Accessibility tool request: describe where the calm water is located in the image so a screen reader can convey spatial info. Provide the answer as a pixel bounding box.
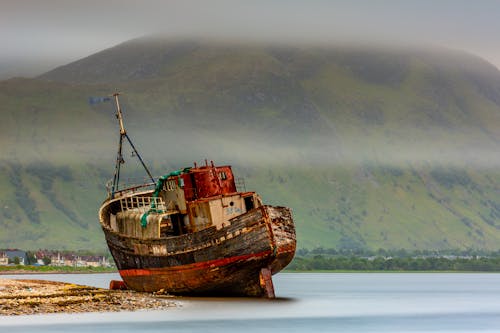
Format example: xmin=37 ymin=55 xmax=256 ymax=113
xmin=1 ymin=273 xmax=500 ymax=332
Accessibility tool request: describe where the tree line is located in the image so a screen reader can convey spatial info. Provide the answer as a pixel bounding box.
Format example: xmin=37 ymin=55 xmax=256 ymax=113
xmin=287 ymin=248 xmax=500 ymax=271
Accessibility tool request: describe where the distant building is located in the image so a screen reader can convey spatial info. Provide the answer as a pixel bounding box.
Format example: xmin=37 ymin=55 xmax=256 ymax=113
xmin=34 ymin=250 xmax=111 ymax=267
xmin=1 ymin=249 xmax=27 ymax=265
xmin=78 ymin=255 xmax=110 ymax=267
xmin=0 ymin=252 xmax=9 ymax=265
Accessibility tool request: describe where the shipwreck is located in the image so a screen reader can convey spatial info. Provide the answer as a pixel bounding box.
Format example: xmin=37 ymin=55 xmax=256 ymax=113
xmin=98 ymin=93 xmax=296 ymax=297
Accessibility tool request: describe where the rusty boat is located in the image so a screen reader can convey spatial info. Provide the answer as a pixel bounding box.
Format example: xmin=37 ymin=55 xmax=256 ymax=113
xmin=98 ymin=94 xmax=296 ymax=297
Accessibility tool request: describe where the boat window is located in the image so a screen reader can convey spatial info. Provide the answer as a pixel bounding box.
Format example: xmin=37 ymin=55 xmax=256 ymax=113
xmin=219 ymin=171 xmax=227 ymax=180
xmin=165 ymin=179 xmax=177 ymax=191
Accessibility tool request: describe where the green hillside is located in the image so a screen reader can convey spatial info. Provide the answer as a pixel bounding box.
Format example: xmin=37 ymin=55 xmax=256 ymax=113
xmin=1 ymin=37 xmax=499 ymax=251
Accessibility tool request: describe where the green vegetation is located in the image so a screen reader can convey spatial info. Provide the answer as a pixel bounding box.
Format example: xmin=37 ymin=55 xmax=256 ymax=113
xmin=0 ymin=37 xmax=499 ymax=251
xmin=287 ymin=256 xmax=500 ymax=272
xmin=287 ymin=249 xmax=500 ymax=271
xmin=0 ymin=265 xmax=116 ymax=274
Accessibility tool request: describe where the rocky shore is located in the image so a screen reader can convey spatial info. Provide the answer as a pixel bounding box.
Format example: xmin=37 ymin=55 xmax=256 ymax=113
xmin=0 ymin=279 xmax=179 ymax=315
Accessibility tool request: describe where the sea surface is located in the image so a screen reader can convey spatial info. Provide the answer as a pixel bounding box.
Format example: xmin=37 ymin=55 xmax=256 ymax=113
xmin=1 ymin=273 xmax=500 ymax=332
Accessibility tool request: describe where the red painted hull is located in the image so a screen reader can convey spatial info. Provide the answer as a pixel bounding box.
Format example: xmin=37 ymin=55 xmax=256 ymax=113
xmin=119 ymin=248 xmax=294 ymax=296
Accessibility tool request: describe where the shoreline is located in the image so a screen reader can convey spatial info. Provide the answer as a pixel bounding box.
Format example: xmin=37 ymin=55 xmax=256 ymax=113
xmin=3 ymin=269 xmax=498 ymax=275
xmin=0 ymin=266 xmax=118 ymax=275
xmin=0 ymin=278 xmax=179 ymax=316
xmin=0 ymin=270 xmax=118 ymax=275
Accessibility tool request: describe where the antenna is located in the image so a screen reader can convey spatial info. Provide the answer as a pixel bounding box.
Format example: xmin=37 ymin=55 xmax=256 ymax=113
xmin=111 ymin=93 xmax=155 ymax=197
xmin=113 ymin=93 xmax=126 ymax=135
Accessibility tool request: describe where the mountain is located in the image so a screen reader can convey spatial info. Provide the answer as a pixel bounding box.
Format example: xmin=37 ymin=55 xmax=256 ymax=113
xmin=1 ymin=36 xmax=499 ymax=251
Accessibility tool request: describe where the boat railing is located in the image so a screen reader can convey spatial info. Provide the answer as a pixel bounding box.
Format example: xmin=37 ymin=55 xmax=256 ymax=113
xmin=119 ymin=196 xmax=167 ymax=213
xmin=107 ymin=176 xmax=165 ymax=197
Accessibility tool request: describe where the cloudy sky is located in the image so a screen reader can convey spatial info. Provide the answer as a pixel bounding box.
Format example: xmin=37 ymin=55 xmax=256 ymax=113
xmin=2 ymin=0 xmax=500 ymax=78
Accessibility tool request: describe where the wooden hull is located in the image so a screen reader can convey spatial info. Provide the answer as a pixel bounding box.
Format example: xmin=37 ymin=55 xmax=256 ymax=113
xmin=99 ymin=199 xmax=296 ymax=297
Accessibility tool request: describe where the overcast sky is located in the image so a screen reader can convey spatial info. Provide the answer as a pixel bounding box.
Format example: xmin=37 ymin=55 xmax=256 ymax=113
xmin=2 ymin=0 xmax=500 ymax=78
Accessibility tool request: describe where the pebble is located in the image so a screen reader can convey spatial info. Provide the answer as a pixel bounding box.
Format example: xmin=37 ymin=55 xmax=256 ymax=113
xmin=0 ymin=278 xmax=179 ymax=316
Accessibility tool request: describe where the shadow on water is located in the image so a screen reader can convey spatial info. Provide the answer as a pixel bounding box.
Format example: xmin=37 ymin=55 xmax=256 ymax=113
xmin=273 ymin=297 xmax=296 ymax=303
xmin=178 ymin=296 xmax=297 ymax=303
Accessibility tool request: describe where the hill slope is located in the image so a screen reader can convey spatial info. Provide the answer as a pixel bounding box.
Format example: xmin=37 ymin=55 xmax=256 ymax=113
xmin=1 ymin=37 xmax=499 ymax=251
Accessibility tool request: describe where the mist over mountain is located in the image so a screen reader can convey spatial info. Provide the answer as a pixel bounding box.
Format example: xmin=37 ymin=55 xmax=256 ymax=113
xmin=1 ymin=36 xmax=499 ymax=251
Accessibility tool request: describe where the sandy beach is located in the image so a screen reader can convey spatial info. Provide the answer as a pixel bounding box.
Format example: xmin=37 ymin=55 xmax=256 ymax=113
xmin=0 ymin=278 xmax=178 ymax=315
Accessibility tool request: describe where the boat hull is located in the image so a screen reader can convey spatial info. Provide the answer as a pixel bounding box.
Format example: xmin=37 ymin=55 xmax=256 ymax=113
xmin=99 ymin=201 xmax=295 ymax=297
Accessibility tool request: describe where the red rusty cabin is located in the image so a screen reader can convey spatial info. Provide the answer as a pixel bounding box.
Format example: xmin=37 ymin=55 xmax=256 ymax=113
xmin=157 ymin=161 xmax=261 ymax=234
xmin=180 ymin=164 xmax=237 ymax=201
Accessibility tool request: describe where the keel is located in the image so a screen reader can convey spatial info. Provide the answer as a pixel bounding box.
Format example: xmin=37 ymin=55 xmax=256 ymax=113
xmin=259 ymin=267 xmax=275 ymax=298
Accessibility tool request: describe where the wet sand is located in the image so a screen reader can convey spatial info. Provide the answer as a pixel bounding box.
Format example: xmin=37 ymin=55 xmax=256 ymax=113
xmin=0 ymin=278 xmax=178 ymax=315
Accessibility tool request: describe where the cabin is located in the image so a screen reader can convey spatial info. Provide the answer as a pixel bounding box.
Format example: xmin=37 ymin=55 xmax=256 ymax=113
xmin=110 ymin=162 xmax=262 ymax=239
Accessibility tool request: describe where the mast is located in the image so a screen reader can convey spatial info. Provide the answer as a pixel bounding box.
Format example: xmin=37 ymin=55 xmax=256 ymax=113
xmin=111 ymin=93 xmax=155 ymax=197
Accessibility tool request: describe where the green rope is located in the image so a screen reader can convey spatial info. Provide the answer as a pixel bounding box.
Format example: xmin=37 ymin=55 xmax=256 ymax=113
xmin=140 ymin=167 xmax=191 ymax=228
